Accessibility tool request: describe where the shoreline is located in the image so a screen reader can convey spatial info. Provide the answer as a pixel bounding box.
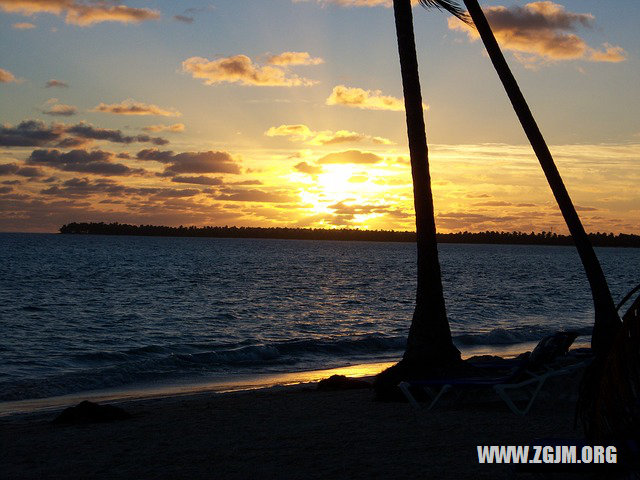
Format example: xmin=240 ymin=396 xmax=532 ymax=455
xmin=1 ymin=340 xmax=590 ymax=418
xmin=0 ymin=361 xmax=395 ymax=418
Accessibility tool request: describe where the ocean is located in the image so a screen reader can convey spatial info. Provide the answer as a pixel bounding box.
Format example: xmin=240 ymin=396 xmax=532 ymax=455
xmin=1 ymin=233 xmax=638 ymax=407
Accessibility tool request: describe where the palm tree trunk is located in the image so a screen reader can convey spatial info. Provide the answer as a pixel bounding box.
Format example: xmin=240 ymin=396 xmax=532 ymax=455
xmin=393 ymin=0 xmax=461 ymax=367
xmin=461 ymin=0 xmax=621 ymax=356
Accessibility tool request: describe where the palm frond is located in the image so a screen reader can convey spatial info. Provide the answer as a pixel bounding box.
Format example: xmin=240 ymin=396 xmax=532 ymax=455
xmin=419 ymin=0 xmax=471 ymax=24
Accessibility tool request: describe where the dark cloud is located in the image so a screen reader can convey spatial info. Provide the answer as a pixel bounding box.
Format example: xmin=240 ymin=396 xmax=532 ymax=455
xmin=56 ymin=136 xmax=91 ymax=148
xmin=16 ymin=166 xmax=45 ymax=178
xmin=28 ymin=149 xmax=146 ymax=176
xmin=0 ymin=120 xmax=62 ymax=147
xmin=40 ymin=177 xmax=158 ymax=198
xmin=434 ymin=211 xmax=539 ymax=230
xmin=151 ymin=188 xmax=200 ymax=198
xmin=171 ymin=175 xmax=224 ymax=186
xmin=45 ymin=79 xmax=68 ymax=88
xmin=137 ymin=149 xmax=242 ymax=175
xmin=214 ymin=188 xmax=296 ymax=203
xmin=173 ymin=14 xmax=193 ymax=23
xmin=67 ymin=123 xmax=168 ymax=145
xmin=38 ymin=177 xmax=207 ymax=202
xmin=230 ymin=179 xmax=262 ymax=186
xmin=0 ymin=120 xmax=169 ymax=147
xmin=0 ymin=163 xmax=19 ymax=175
xmin=136 ymin=149 xmax=175 ymax=162
xmin=328 ymin=201 xmax=391 ymax=215
xmin=0 ymin=163 xmax=44 ymax=177
xmin=40 ymin=177 xmax=120 ymax=197
xmin=0 ymin=186 xmax=12 ymax=194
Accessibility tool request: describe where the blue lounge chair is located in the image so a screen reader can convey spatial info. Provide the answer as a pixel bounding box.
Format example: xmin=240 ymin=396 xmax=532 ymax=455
xmin=398 ymin=331 xmax=589 ymax=415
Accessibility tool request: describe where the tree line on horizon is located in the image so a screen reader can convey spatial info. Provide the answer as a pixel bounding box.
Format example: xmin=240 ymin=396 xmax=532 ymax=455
xmin=58 ymin=222 xmax=640 ymax=247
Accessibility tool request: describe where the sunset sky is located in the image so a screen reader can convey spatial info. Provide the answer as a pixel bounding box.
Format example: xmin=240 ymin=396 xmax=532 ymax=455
xmin=1 ymin=0 xmax=638 ymax=233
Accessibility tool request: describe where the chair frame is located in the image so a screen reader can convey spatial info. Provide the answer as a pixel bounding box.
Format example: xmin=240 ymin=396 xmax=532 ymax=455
xmin=398 ymin=359 xmax=589 ymax=415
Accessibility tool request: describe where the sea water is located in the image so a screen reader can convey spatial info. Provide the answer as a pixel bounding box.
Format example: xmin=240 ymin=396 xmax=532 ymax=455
xmin=1 ymin=233 xmax=638 ymax=404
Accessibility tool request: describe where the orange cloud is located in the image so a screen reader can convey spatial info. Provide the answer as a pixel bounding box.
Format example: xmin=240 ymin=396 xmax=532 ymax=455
xmin=326 ymin=85 xmax=404 ymax=111
xmin=182 ymin=54 xmax=318 ymax=87
xmin=0 ymin=67 xmax=17 ymax=83
xmin=41 ymin=98 xmax=77 ymax=117
xmin=267 ymin=51 xmax=324 ymax=66
xmin=294 ymin=161 xmax=323 ymax=175
xmin=266 ymin=123 xmax=393 ymax=145
xmin=448 ymin=1 xmax=626 ymax=66
xmin=316 ymin=150 xmax=383 ymax=164
xmin=0 ymin=0 xmax=160 ymax=26
xmin=12 ymin=22 xmax=36 ymax=29
xmin=265 ymin=124 xmax=314 ymax=140
xmin=92 ymin=99 xmax=181 ymax=117
xmin=142 ymin=123 xmax=186 ymax=133
xmin=588 ymin=44 xmax=626 ymax=63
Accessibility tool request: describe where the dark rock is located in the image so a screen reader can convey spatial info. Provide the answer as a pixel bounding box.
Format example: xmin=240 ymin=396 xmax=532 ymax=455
xmin=317 ymin=375 xmax=371 ymax=391
xmin=466 ymin=355 xmax=507 ymax=364
xmin=52 ymin=400 xmax=131 ymax=425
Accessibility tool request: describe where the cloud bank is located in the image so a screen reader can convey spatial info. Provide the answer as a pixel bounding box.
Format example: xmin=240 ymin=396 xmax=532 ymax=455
xmin=27 ymin=149 xmax=145 ymax=176
xmin=0 ymin=120 xmax=169 ymax=147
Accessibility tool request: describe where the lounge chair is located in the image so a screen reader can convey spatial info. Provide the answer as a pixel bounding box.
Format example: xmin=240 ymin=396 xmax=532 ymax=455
xmin=398 ymin=331 xmax=589 ymax=415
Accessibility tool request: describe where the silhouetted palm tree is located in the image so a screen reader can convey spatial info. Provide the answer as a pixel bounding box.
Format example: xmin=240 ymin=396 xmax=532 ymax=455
xmin=388 ymin=0 xmax=469 ymax=375
xmin=439 ymin=0 xmax=622 ymax=357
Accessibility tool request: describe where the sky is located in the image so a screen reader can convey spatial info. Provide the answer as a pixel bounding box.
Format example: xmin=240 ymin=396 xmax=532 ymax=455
xmin=0 ymin=0 xmax=638 ymax=233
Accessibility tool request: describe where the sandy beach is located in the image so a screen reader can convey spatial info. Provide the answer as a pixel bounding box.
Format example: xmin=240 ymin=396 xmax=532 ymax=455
xmin=1 ymin=368 xmax=596 ymax=480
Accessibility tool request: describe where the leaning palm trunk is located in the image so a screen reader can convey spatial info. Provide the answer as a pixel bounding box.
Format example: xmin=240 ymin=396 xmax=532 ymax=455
xmin=460 ymin=0 xmax=621 ymax=357
xmin=393 ymin=0 xmax=461 ymax=368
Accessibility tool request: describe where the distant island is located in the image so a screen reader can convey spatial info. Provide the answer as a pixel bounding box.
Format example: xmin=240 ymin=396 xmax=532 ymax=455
xmin=59 ymin=222 xmax=640 ymax=247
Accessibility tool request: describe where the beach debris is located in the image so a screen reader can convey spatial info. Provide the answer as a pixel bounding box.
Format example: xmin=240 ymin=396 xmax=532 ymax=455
xmin=52 ymin=400 xmax=131 ymax=424
xmin=317 ymin=375 xmax=371 ymax=391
